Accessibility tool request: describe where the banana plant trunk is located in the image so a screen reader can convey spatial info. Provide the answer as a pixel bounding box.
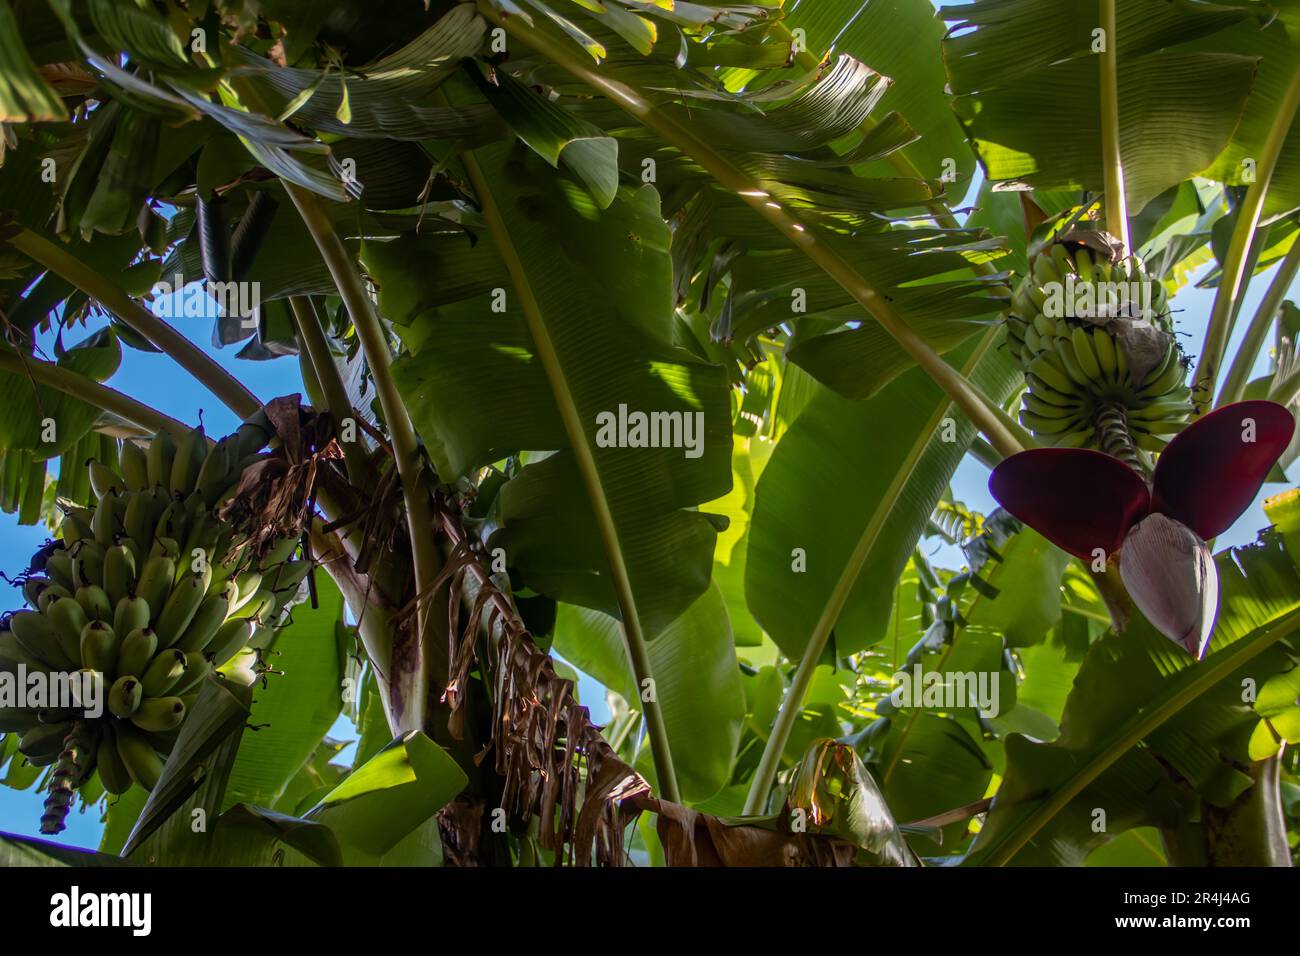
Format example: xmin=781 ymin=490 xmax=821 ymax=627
xmin=1161 ymin=755 xmax=1293 ymax=866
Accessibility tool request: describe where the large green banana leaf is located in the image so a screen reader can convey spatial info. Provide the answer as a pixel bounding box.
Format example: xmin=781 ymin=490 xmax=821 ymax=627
xmin=221 ymin=577 xmax=349 ymax=810
xmin=0 ymin=327 xmax=120 ymax=459
xmin=941 ymin=0 xmax=1266 ymax=212
xmin=968 ymin=530 xmax=1300 ymax=865
xmin=745 ymin=333 xmax=1020 ymax=659
xmin=383 ymin=145 xmax=733 ymax=636
xmin=775 ymin=0 xmax=976 ymax=186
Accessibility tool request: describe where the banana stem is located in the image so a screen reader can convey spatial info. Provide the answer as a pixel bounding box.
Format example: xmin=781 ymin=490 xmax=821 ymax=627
xmin=0 ymin=351 xmax=193 ymax=439
xmin=1094 ymin=401 xmax=1145 ymax=476
xmin=479 ymin=2 xmax=1025 ymax=460
xmin=284 ymin=181 xmax=443 ymax=734
xmin=1217 ymin=237 xmax=1300 ymax=408
xmin=8 ymin=229 xmax=262 ymax=420
xmin=287 ymin=296 xmax=368 ymax=485
xmin=1099 ymin=0 xmax=1131 ymax=253
xmin=1194 ymin=65 xmax=1300 ymax=413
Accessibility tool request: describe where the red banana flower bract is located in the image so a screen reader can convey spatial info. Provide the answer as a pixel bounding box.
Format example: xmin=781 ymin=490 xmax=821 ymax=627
xmin=989 ymin=401 xmax=1295 ymax=658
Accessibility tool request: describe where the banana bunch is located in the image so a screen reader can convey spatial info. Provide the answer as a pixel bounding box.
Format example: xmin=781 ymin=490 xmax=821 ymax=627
xmin=1003 ymin=232 xmax=1191 ymax=452
xmin=0 ymin=422 xmax=309 ymax=834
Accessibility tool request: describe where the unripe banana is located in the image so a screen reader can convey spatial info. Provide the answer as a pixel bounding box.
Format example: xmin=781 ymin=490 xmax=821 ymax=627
xmin=155 ymin=573 xmax=208 ymax=647
xmin=1028 ymin=352 xmax=1076 ymax=396
xmin=1032 ymin=253 xmax=1060 ymax=287
xmin=174 ymin=592 xmax=231 ymax=654
xmin=21 ymin=576 xmax=49 ymax=609
xmin=115 ymin=723 xmax=164 ymax=790
xmin=1 ymin=631 xmax=53 ymax=673
xmin=70 ymin=542 xmax=104 ymax=590
xmin=79 ymin=621 xmax=118 ymax=677
xmin=108 ymin=675 xmax=143 ymax=717
xmin=171 ymin=654 xmax=211 ymax=696
xmin=146 ymin=432 xmax=176 ymax=489
xmin=75 ymin=585 xmax=113 ymax=623
xmin=91 ymin=492 xmax=117 ymax=547
xmin=1055 ymin=338 xmax=1092 ymax=387
xmin=45 ymin=551 xmax=74 ymax=591
xmin=122 ymin=491 xmax=161 ymax=547
xmin=1049 ymin=243 xmax=1075 ymax=278
xmin=96 ymin=723 xmax=133 ymax=794
xmin=141 ymin=649 xmax=187 ymax=697
xmin=46 ymin=598 xmax=89 ymax=666
xmin=8 ymin=610 xmax=74 ymax=669
xmin=117 ymin=628 xmax=158 ymax=679
xmin=130 ymin=697 xmax=185 ymax=733
xmin=135 ymin=556 xmax=176 ymax=623
xmin=169 ymin=426 xmax=206 ymax=497
xmin=206 ymin=618 xmax=253 ymax=667
xmin=37 ymin=584 xmax=72 ymax=615
xmin=195 ymin=438 xmax=233 ymax=507
xmin=19 ymin=721 xmax=72 ymax=760
xmin=1091 ymin=327 xmax=1119 ymax=384
xmin=88 ymin=460 xmax=124 ymax=499
xmin=102 ymin=546 xmax=135 ymax=613
xmin=1070 ymin=326 xmax=1103 ymax=382
xmin=228 ymin=588 xmax=273 ymax=623
xmin=149 ymin=537 xmax=180 ymax=562
xmin=113 ymin=596 xmax=151 ymax=641
xmin=59 ymin=513 xmax=93 ymax=546
xmin=120 ymin=441 xmax=149 ymax=492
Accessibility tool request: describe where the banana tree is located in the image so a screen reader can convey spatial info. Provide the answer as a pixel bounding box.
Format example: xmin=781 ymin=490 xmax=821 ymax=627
xmin=0 ymin=0 xmax=1297 ymax=868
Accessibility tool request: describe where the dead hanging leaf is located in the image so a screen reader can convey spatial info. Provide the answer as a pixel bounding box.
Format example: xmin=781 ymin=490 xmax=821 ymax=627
xmin=432 ymin=496 xmax=915 ymax=867
xmin=1109 ymin=322 xmax=1173 ymax=388
xmin=785 ymin=739 xmax=918 ymax=866
xmin=218 ymin=394 xmax=343 ymax=564
xmin=1058 ymin=227 xmax=1126 ymax=263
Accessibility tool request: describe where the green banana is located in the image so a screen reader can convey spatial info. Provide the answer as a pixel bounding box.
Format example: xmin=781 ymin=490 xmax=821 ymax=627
xmin=102 ymin=544 xmax=136 ymax=608
xmin=113 ymin=596 xmax=150 ymax=640
xmin=120 ymin=441 xmax=149 ymax=492
xmin=155 ymin=572 xmax=209 ymax=647
xmin=88 ymin=460 xmax=124 ymax=499
xmin=75 ymin=584 xmax=113 ymax=623
xmin=169 ymin=426 xmax=207 ymax=497
xmin=135 ymin=556 xmax=176 ymax=623
xmin=45 ymin=551 xmax=74 ymax=591
xmin=140 ymin=649 xmax=187 ymax=697
xmin=116 ymin=628 xmax=158 ymax=679
xmin=115 ymin=723 xmax=164 ymax=790
xmin=91 ymin=492 xmax=117 ymax=547
xmin=207 ymin=618 xmax=253 ymax=667
xmin=46 ymin=598 xmax=89 ymax=666
xmin=107 ymin=675 xmax=142 ymax=717
xmin=97 ymin=723 xmax=133 ymax=794
xmin=174 ymin=592 xmax=231 ymax=654
xmin=8 ymin=610 xmax=74 ymax=669
xmin=19 ymin=721 xmax=72 ymax=760
xmin=79 ymin=621 xmax=118 ymax=677
xmin=146 ymin=432 xmax=176 ymax=489
xmin=130 ymin=697 xmax=186 ymax=733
